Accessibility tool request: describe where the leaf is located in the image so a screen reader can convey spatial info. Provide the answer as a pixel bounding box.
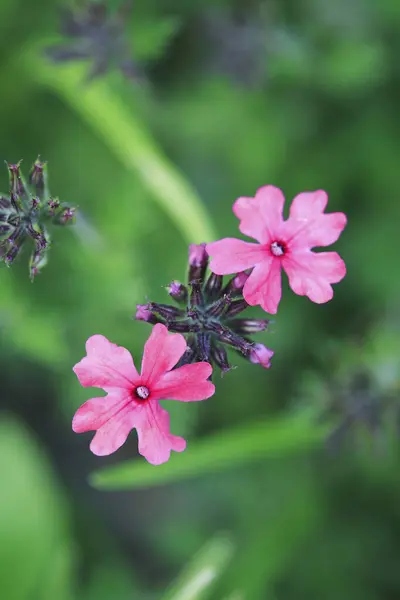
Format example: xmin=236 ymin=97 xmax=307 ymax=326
xmin=0 ymin=414 xmax=73 ymax=600
xmin=90 ymin=410 xmax=330 ymax=490
xmin=20 ymin=46 xmax=216 ymax=245
xmin=163 ymin=534 xmax=234 ymax=600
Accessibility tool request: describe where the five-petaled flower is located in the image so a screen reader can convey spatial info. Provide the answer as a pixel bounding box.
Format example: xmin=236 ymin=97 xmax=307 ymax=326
xmin=206 ymin=186 xmax=347 ymax=314
xmin=72 ymin=324 xmax=215 ymax=465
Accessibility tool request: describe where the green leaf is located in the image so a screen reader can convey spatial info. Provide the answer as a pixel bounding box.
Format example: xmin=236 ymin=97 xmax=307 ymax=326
xmin=91 ymin=411 xmax=330 ymax=490
xmin=163 ymin=534 xmax=234 ymax=600
xmin=0 ymin=414 xmax=73 ymax=600
xmin=20 ymin=46 xmax=216 ymax=245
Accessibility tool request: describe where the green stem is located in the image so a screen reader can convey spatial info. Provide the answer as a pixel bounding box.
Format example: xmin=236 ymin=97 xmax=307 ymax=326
xmin=20 ymin=45 xmax=216 ymax=245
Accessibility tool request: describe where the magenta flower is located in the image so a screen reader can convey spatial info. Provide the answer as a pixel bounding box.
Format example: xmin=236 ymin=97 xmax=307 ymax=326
xmin=206 ymin=186 xmax=347 ymax=314
xmin=72 ymin=324 xmax=215 ymax=465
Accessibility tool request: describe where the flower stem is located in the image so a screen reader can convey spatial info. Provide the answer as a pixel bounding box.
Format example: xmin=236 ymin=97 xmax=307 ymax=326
xmin=20 ymin=44 xmax=216 ymax=245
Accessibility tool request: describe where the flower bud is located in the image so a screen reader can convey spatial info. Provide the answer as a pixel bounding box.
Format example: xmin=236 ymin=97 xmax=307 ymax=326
xmin=167 ymin=280 xmax=188 ymax=304
xmin=249 ymin=344 xmax=274 ymax=369
xmin=188 ymin=243 xmax=208 ymax=284
xmin=135 ymin=304 xmax=159 ymax=324
xmin=148 ymin=302 xmax=184 ymax=320
xmin=211 ymin=344 xmax=232 ymax=373
xmin=29 ymin=158 xmax=47 ymax=197
xmin=228 ymin=318 xmax=270 ymax=334
xmin=204 ymin=272 xmax=223 ymax=300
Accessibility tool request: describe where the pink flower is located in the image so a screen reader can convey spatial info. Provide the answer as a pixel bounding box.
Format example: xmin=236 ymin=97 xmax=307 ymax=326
xmin=206 ymin=186 xmax=347 ymax=314
xmin=72 ymin=324 xmax=215 ymax=465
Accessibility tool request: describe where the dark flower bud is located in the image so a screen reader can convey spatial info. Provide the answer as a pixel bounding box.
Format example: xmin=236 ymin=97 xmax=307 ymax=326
xmin=29 ymin=158 xmax=47 ymax=197
xmin=166 ymin=320 xmax=194 ymax=333
xmin=167 ymin=280 xmax=188 ymax=304
xmin=211 ymin=344 xmax=232 ymax=373
xmin=197 ymin=333 xmax=212 ymax=362
xmin=148 ymin=302 xmax=185 ymax=321
xmin=0 ymin=196 xmax=11 ymax=209
xmin=7 ymin=161 xmax=28 ymax=201
xmin=5 ymin=241 xmax=22 ymax=266
xmin=188 ymin=243 xmax=208 ymax=284
xmin=204 ymin=272 xmax=223 ymax=300
xmin=223 ymin=271 xmax=250 ymax=296
xmin=208 ymin=321 xmax=252 ymax=354
xmin=207 ymin=293 xmax=232 ymax=317
xmin=189 ymin=281 xmax=204 ymax=307
xmin=175 ymin=337 xmax=196 ymax=368
xmin=224 ymin=298 xmax=248 ymax=318
xmin=227 ymin=318 xmax=270 ymax=334
xmin=0 ymin=224 xmax=12 ymax=240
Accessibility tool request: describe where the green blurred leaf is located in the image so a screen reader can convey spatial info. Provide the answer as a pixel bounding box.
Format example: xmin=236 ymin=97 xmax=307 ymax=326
xmin=163 ymin=534 xmax=234 ymax=600
xmin=0 ymin=414 xmax=74 ymax=600
xmin=21 ymin=47 xmax=216 ymax=245
xmin=132 ymin=16 xmax=182 ymax=61
xmin=91 ymin=411 xmax=330 ymax=490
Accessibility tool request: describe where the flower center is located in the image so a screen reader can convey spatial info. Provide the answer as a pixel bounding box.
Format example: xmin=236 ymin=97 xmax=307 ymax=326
xmin=270 ymin=241 xmax=286 ymax=257
xmin=134 ymin=385 xmax=150 ymax=401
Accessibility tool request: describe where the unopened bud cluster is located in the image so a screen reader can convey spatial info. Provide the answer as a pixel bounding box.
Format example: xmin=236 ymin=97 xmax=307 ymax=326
xmin=0 ymin=158 xmax=76 ymax=279
xmin=136 ymin=243 xmax=273 ymax=374
xmin=45 ymin=1 xmax=140 ymax=83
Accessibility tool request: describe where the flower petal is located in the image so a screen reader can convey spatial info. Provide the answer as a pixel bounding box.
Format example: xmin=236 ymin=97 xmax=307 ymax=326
xmin=73 ymin=335 xmax=139 ymax=390
xmin=283 ymin=251 xmax=346 ymax=304
xmin=233 ymin=195 xmax=265 ymax=242
xmin=286 ymin=190 xmax=347 ymax=248
xmin=72 ymin=391 xmax=130 ymax=433
xmin=89 ymin=403 xmax=135 ymax=456
xmin=206 ymin=238 xmax=267 ymax=275
xmin=243 ymin=256 xmax=282 ymax=314
xmin=256 ymin=186 xmax=286 ymax=240
xmin=137 ymin=403 xmax=186 ymax=465
xmin=152 ymin=362 xmax=215 ymax=402
xmin=141 ymin=323 xmax=187 ymax=386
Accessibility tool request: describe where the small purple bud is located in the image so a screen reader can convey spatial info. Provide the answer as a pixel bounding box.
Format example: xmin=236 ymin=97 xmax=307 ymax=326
xmin=167 ymin=280 xmax=188 ymax=304
xmin=188 ymin=242 xmax=208 ymax=284
xmin=233 ymin=271 xmax=249 ymax=290
xmin=55 ymin=206 xmax=76 ymax=225
xmin=47 ymin=198 xmax=60 ymax=216
xmin=228 ymin=318 xmax=270 ymax=334
xmin=189 ymin=242 xmax=208 ymax=267
xmin=135 ymin=304 xmax=156 ymax=323
xmin=249 ymin=344 xmax=274 ymax=369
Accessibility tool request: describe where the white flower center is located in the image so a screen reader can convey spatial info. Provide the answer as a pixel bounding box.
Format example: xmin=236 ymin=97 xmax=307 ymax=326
xmin=135 ymin=385 xmax=150 ymax=400
xmin=270 ymin=241 xmax=285 ymax=257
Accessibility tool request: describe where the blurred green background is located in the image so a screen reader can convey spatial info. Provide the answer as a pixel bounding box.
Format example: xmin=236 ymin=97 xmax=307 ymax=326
xmin=1 ymin=0 xmax=400 ymax=598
